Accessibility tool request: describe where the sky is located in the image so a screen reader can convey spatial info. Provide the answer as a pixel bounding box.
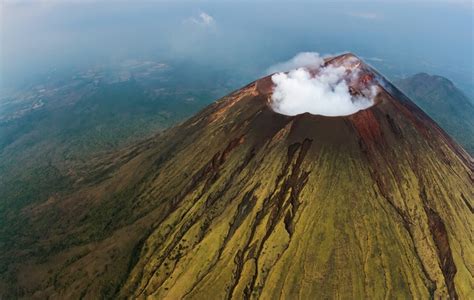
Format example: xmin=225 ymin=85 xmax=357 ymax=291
xmin=1 ymin=0 xmax=473 ymax=96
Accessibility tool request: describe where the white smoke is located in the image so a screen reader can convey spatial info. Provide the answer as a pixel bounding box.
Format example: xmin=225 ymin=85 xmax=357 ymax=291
xmin=270 ymin=53 xmax=378 ymax=117
xmin=266 ymin=52 xmax=325 ymax=74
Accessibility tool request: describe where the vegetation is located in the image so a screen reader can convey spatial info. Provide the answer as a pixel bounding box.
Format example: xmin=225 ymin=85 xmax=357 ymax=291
xmin=0 ymin=67 xmax=238 ymax=292
xmin=396 ymin=73 xmax=474 ymax=155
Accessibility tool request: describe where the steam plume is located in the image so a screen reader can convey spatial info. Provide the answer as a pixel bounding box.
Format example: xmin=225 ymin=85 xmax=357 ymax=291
xmin=270 ymin=53 xmax=378 ymax=117
xmin=266 ymin=52 xmax=324 ymax=74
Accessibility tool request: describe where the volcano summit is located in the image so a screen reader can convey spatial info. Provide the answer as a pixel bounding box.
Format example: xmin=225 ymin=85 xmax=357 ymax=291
xmin=269 ymin=53 xmax=379 ymax=116
xmin=3 ymin=54 xmax=473 ymax=299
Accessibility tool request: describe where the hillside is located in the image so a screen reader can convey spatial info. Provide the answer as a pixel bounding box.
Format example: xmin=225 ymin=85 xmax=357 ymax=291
xmin=396 ymin=73 xmax=474 ymax=155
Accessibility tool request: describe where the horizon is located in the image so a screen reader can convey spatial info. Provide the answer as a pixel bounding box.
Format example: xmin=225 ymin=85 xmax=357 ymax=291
xmin=1 ymin=0 xmax=473 ymax=98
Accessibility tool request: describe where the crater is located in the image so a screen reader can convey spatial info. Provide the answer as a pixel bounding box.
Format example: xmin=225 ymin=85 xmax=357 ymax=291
xmin=267 ymin=53 xmax=380 ymax=117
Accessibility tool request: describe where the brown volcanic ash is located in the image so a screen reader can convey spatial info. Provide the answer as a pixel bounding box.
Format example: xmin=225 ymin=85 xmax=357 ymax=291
xmin=4 ymin=53 xmax=473 ymax=299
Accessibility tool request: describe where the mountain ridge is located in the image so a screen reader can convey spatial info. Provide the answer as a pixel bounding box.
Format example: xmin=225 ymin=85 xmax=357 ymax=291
xmin=395 ymin=72 xmax=474 ymax=155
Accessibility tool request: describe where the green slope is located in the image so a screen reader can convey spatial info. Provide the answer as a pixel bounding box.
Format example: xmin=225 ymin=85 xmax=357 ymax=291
xmin=395 ymin=73 xmax=474 ymax=155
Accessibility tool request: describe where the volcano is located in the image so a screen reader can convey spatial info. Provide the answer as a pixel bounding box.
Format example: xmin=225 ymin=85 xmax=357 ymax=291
xmin=5 ymin=54 xmax=473 ymax=299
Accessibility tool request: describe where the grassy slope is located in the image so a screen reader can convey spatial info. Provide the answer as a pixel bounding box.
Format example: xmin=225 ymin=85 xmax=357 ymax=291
xmin=2 ymin=78 xmax=472 ymax=299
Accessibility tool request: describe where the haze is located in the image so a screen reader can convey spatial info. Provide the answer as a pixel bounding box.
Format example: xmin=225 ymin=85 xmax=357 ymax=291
xmin=1 ymin=0 xmax=473 ymax=97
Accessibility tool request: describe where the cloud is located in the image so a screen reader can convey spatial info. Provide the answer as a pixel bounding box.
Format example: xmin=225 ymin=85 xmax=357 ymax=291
xmin=270 ymin=53 xmax=378 ymax=117
xmin=266 ymin=52 xmax=325 ymax=74
xmin=186 ymin=12 xmax=215 ymax=27
xmin=346 ymin=12 xmax=379 ymax=20
xmin=198 ymin=12 xmax=214 ymax=25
